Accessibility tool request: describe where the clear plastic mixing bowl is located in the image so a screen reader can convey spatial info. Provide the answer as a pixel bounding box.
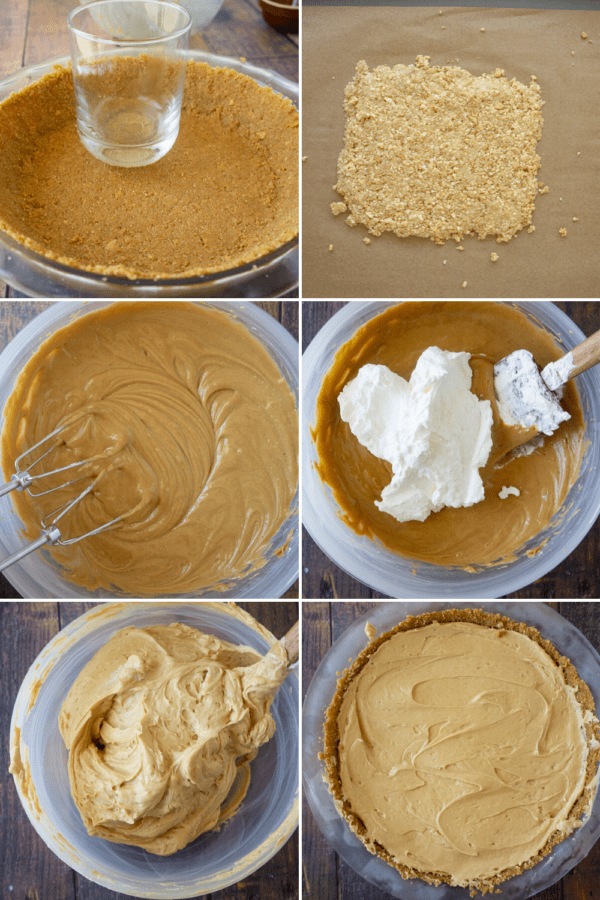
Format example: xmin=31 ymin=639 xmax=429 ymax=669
xmin=11 ymin=601 xmax=299 ymax=899
xmin=302 ymin=301 xmax=600 ymax=599
xmin=0 ymin=301 xmax=299 ymax=599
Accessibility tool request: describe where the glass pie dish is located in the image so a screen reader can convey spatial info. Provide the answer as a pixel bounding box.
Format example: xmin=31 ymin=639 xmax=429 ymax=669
xmin=0 ymin=51 xmax=298 ymax=298
xmin=303 ymin=600 xmax=600 ymax=900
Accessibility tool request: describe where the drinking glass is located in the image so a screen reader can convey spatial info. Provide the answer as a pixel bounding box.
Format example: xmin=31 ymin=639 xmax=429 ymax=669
xmin=68 ymin=0 xmax=192 ymax=168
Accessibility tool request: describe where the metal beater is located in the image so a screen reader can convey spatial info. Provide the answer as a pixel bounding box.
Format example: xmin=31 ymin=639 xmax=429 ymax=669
xmin=0 ymin=418 xmax=135 ymax=572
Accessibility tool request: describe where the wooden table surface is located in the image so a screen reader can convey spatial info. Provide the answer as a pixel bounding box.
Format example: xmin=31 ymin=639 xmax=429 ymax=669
xmin=302 ymin=600 xmax=600 ymax=900
xmin=0 ymin=0 xmax=298 ymax=298
xmin=2 ymin=600 xmax=299 ymax=900
xmin=302 ymin=301 xmax=600 ymax=600
xmin=0 ymin=300 xmax=299 ymax=599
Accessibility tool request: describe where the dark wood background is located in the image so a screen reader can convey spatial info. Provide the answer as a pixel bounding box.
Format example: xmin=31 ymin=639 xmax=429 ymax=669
xmin=302 ymin=600 xmax=600 ymax=900
xmin=302 ymin=301 xmax=600 ymax=600
xmin=1 ymin=600 xmax=298 ymax=900
xmin=0 ymin=0 xmax=298 ymax=298
xmin=0 ymin=300 xmax=299 ymax=599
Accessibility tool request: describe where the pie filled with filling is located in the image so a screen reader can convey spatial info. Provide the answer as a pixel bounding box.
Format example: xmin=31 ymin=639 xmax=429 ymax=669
xmin=323 ymin=608 xmax=600 ymax=893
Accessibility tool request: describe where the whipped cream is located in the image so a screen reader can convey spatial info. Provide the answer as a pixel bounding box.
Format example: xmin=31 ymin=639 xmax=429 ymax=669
xmin=542 ymin=351 xmax=574 ymax=393
xmin=499 ymin=485 xmax=521 ymax=499
xmin=338 ymin=347 xmax=493 ymax=523
xmin=494 ymin=349 xmax=570 ymax=436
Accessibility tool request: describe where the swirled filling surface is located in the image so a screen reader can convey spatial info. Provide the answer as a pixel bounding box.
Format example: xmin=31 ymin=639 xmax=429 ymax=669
xmin=336 ymin=620 xmax=590 ymax=885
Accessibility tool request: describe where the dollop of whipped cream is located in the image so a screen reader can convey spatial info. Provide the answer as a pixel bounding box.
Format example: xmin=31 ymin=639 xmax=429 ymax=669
xmin=338 ymin=347 xmax=493 ymax=523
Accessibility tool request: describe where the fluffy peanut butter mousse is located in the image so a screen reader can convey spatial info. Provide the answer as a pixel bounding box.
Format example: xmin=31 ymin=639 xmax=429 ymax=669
xmin=59 ymin=622 xmax=289 ymax=855
xmin=323 ymin=609 xmax=600 ymax=893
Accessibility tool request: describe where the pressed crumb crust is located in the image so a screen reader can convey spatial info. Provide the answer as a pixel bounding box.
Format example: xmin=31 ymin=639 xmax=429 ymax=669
xmin=0 ymin=61 xmax=298 ymax=280
xmin=322 ymin=608 xmax=600 ymax=894
xmin=332 ymin=56 xmax=544 ymax=246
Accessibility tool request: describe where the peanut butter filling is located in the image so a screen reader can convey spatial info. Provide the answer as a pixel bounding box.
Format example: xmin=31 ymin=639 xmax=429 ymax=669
xmin=0 ymin=302 xmax=298 ymax=595
xmin=0 ymin=61 xmax=298 ymax=279
xmin=58 ymin=622 xmax=289 ymax=855
xmin=313 ymin=301 xmax=585 ymax=567
xmin=324 ymin=610 xmax=600 ymax=890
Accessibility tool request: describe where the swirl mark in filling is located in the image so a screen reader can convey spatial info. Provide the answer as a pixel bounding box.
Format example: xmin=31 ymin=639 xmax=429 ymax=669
xmin=336 ymin=621 xmax=591 ymax=885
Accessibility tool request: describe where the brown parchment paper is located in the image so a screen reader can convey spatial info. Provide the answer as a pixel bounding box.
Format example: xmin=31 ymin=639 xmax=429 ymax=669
xmin=302 ymin=6 xmax=600 ymax=298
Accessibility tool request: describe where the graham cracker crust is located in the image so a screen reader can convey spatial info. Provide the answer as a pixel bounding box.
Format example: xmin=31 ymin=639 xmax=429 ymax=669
xmin=322 ymin=607 xmax=600 ymax=895
xmin=0 ymin=60 xmax=298 ymax=280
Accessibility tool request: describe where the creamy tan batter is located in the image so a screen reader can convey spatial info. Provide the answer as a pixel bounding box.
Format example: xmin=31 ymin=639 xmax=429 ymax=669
xmin=324 ymin=610 xmax=599 ymax=890
xmin=58 ymin=621 xmax=289 ymax=855
xmin=1 ymin=302 xmax=298 ymax=595
xmin=314 ymin=301 xmax=585 ymax=567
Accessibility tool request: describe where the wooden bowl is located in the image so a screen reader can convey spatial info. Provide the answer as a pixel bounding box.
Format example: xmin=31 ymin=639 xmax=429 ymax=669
xmin=259 ymin=0 xmax=298 ymax=34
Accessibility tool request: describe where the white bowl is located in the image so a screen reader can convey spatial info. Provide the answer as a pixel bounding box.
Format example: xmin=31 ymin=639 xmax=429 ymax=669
xmin=0 ymin=301 xmax=299 ymax=599
xmin=303 ymin=600 xmax=600 ymax=900
xmin=302 ymin=301 xmax=600 ymax=599
xmin=11 ymin=601 xmax=299 ymax=899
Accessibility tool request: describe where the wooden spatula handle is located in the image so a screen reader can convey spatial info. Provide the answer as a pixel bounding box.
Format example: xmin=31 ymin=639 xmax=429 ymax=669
xmin=570 ymin=328 xmax=600 ymax=380
xmin=281 ymin=620 xmax=299 ymax=666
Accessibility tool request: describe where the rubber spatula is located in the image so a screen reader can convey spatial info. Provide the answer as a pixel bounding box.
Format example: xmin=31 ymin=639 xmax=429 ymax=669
xmin=494 ymin=328 xmax=600 ymax=440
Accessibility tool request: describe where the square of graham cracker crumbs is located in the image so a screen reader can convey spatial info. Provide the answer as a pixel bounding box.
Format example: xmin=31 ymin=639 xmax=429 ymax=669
xmin=333 ymin=55 xmax=544 ymax=245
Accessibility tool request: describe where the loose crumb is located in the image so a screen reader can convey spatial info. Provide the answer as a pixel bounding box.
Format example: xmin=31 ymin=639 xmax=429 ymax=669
xmin=573 ymin=217 xmax=579 ymax=222
xmin=363 ymin=237 xmax=371 ymax=244
xmin=441 ymin=26 xmax=445 ymax=29
xmin=559 ymin=228 xmax=567 ymax=237
xmin=491 ymin=252 xmax=499 ymax=261
xmin=462 ymin=280 xmax=467 ymax=288
xmin=499 ymin=485 xmax=520 ymax=499
xmin=528 ymin=225 xmax=535 ymax=233
xmin=582 ymin=32 xmax=588 ymax=38
xmin=481 ymin=28 xmax=485 ymax=32
xmin=457 ymin=245 xmax=464 ymax=251
xmin=443 ymin=260 xmax=447 ymax=264
xmin=572 ymin=51 xmax=575 ymax=56
xmin=539 ymin=186 xmax=549 ymax=194
xmin=302 ymin=156 xmax=307 ymax=162
xmin=331 ymin=201 xmax=347 ymax=216
xmin=329 ymin=244 xmax=334 ymax=251
xmin=240 ymin=56 xmax=247 ymax=62
xmin=364 ymin=622 xmax=377 ymax=640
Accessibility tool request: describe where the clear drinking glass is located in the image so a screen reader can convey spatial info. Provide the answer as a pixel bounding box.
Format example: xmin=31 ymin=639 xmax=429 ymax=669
xmin=68 ymin=0 xmax=192 ymax=168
